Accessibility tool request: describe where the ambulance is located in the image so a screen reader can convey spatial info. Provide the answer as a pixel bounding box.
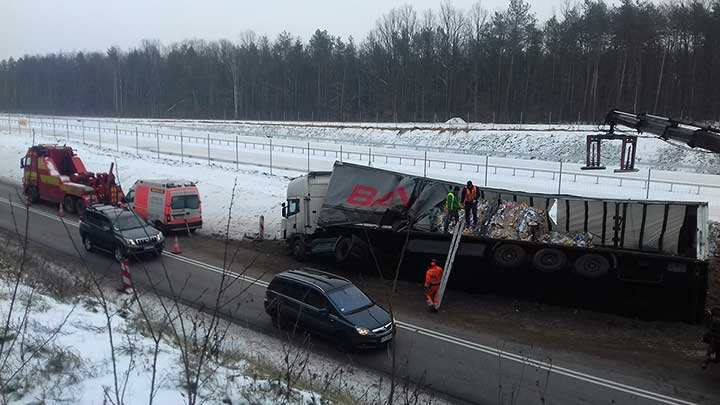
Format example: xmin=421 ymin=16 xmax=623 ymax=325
xmin=125 ymin=179 xmax=202 ymax=232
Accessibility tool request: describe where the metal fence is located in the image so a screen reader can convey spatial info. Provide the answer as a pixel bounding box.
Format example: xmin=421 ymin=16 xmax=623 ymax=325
xmin=5 ymin=113 xmax=720 ymax=200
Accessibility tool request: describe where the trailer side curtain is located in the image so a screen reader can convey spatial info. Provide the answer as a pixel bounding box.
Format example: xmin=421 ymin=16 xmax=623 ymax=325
xmin=557 ymin=199 xmax=686 ymax=255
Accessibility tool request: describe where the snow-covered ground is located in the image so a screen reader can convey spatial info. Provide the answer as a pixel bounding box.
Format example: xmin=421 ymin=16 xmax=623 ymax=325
xmin=20 ymin=113 xmax=718 ymax=173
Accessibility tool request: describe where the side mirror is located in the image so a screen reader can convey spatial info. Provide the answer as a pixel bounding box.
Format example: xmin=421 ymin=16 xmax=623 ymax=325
xmin=318 ymin=308 xmax=329 ymax=316
xmin=102 ymin=225 xmax=111 ymax=232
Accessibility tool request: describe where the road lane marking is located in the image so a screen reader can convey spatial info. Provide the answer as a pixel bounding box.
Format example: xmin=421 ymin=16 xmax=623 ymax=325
xmin=0 ymin=196 xmax=699 ymax=404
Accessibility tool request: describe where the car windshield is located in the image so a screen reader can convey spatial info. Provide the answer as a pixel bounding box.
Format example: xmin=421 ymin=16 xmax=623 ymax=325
xmin=327 ymin=285 xmax=373 ymax=314
xmin=113 ymin=213 xmax=145 ymax=230
xmin=171 ymin=194 xmax=200 ymax=209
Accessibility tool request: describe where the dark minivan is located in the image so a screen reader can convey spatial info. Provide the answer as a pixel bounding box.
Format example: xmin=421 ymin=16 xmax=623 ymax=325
xmin=265 ymin=268 xmax=395 ymax=351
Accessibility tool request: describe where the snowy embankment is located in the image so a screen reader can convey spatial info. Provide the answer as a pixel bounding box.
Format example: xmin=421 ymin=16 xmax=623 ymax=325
xmin=137 ymin=118 xmax=720 ymax=174
xmin=0 ymin=129 xmax=295 ymax=240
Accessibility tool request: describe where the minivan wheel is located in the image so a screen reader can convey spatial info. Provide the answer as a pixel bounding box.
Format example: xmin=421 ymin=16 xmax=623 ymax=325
xmin=334 ymin=332 xmax=354 ymax=353
xmin=114 ymin=246 xmax=126 ymax=262
xmin=82 ymin=236 xmax=93 ymax=252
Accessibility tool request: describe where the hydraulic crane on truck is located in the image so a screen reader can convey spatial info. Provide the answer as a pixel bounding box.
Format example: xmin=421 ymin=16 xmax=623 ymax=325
xmin=581 ymin=110 xmax=720 ymax=172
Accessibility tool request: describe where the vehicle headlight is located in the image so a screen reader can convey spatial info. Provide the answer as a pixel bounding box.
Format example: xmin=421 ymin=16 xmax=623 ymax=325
xmin=355 ymin=327 xmax=370 ymax=336
xmin=157 ymin=233 xmax=164 ymax=241
xmin=125 ymin=238 xmax=136 ymax=246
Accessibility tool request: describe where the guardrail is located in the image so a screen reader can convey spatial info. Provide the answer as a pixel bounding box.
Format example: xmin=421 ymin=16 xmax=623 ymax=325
xmin=5 ymin=113 xmax=720 ymax=199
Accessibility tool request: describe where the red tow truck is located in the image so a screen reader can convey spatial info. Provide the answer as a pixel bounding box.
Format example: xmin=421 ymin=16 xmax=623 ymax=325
xmin=20 ymin=145 xmax=124 ymax=213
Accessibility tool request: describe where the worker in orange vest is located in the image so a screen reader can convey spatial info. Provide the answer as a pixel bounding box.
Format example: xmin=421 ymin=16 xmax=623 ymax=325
xmin=424 ymin=258 xmax=444 ymax=312
xmin=461 ymin=180 xmax=479 ymax=228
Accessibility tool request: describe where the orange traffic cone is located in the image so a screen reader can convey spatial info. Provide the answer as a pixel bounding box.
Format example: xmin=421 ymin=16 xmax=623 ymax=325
xmin=58 ymin=202 xmax=65 ymax=218
xmin=117 ymin=259 xmax=133 ymax=293
xmin=172 ymin=235 xmax=182 ymax=254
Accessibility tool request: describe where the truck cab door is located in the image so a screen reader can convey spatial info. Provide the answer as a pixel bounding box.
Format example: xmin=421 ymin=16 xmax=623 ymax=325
xmin=285 ymin=198 xmax=300 ymax=235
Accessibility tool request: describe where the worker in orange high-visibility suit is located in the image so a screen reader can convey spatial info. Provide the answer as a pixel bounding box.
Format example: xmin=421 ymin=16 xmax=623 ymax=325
xmin=424 ymin=259 xmax=444 ymax=312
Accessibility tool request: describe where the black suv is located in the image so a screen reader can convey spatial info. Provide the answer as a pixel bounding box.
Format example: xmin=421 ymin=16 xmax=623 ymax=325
xmin=264 ymin=268 xmax=395 ymax=351
xmin=79 ymin=205 xmax=165 ymax=261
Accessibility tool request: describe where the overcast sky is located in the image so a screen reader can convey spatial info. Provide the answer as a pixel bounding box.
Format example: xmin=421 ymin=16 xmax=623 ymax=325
xmin=2 ymin=0 xmax=624 ymax=60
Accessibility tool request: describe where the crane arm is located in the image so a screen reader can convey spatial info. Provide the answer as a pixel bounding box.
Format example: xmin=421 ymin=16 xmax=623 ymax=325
xmin=605 ymin=110 xmax=720 ymax=153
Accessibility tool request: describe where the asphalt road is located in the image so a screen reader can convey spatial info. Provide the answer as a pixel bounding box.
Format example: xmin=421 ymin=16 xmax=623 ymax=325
xmin=0 ymin=186 xmax=713 ymax=404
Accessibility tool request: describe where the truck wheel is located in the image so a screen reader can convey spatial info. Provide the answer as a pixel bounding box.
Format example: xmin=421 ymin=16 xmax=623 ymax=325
xmin=493 ymin=244 xmax=527 ymax=269
xmin=533 ymin=248 xmax=567 ymax=273
xmin=75 ymin=198 xmax=86 ymax=215
xmin=63 ymin=196 xmax=76 ymax=214
xmin=292 ymin=238 xmax=307 ymax=262
xmin=26 ymin=186 xmax=39 ymax=203
xmin=334 ymin=237 xmax=352 ymax=264
xmin=574 ymin=254 xmax=610 ymax=279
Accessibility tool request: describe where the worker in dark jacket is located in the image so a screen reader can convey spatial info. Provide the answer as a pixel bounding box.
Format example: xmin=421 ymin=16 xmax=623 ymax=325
xmin=703 ymin=307 xmax=720 ymax=369
xmin=424 ymin=259 xmax=444 ymax=312
xmin=461 ymin=180 xmax=479 ymax=228
xmin=443 ymin=188 xmax=461 ymax=233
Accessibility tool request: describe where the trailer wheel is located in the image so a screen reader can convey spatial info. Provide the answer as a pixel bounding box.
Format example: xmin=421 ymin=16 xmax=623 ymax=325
xmin=26 ymin=186 xmax=39 ymax=203
xmin=574 ymin=254 xmax=610 ymax=279
xmin=533 ymin=248 xmax=567 ymax=273
xmin=292 ymin=238 xmax=307 ymax=262
xmin=493 ymin=244 xmax=527 ymax=269
xmin=334 ymin=237 xmax=352 ymax=264
xmin=63 ymin=196 xmax=76 ymax=214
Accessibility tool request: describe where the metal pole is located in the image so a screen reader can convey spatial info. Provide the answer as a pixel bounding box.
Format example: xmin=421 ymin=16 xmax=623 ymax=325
xmin=115 ymin=124 xmax=119 ymax=151
xmin=368 ymin=146 xmax=372 ymax=166
xmin=52 ymin=117 xmax=56 ymax=137
xmin=235 ymin=135 xmax=239 ymax=170
xmin=269 ymin=138 xmax=273 ymax=175
xmin=98 ymin=122 xmax=102 ymax=147
xmin=646 ymin=168 xmax=652 ymax=199
xmin=424 ymin=150 xmax=428 ymax=177
xmin=340 ymin=145 xmax=343 ymax=163
xmin=156 ymin=128 xmax=160 ymax=159
xmin=180 ymin=129 xmax=184 ymax=163
xmin=307 ymin=141 xmax=310 ymax=172
xmin=40 ymin=117 xmax=43 ymax=136
xmin=484 ymin=155 xmax=489 ymax=186
xmin=32 ymin=129 xmax=35 ymax=145
xmin=135 ymin=127 xmax=139 ymax=155
xmin=557 ymin=161 xmax=564 ymax=195
xmin=207 ymin=133 xmax=211 ymax=165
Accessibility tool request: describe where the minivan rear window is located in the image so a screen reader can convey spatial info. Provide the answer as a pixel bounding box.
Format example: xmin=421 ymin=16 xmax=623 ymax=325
xmin=327 ymin=286 xmax=372 ymax=314
xmin=171 ymin=194 xmax=200 ymax=209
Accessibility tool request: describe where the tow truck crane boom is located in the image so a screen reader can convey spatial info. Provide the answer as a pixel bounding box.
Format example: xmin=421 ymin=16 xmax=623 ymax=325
xmin=582 ymin=110 xmax=720 ymax=172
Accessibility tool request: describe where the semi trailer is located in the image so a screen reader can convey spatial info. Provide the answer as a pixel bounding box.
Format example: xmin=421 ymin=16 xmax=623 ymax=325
xmin=282 ymin=162 xmax=710 ymax=322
